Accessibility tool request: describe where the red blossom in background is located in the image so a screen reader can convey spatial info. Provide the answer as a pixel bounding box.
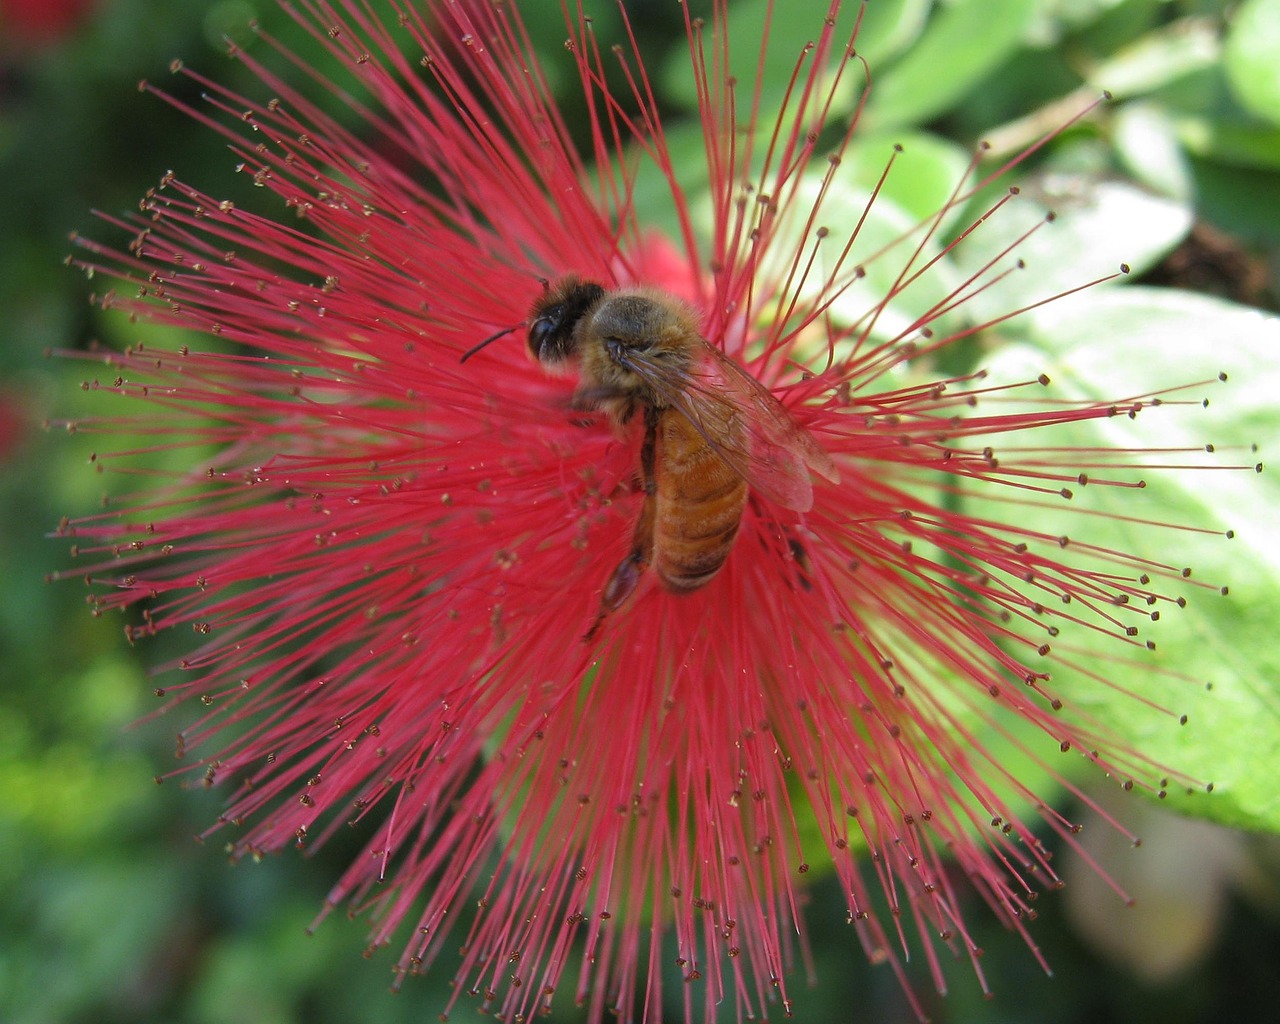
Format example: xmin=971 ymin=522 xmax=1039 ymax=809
xmin=0 ymin=0 xmax=95 ymax=44
xmin=59 ymin=1 xmax=1238 ymax=1021
xmin=0 ymin=389 xmax=30 ymax=462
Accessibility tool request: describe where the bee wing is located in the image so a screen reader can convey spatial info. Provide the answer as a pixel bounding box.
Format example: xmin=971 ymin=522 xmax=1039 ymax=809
xmin=621 ymin=341 xmax=839 ymax=512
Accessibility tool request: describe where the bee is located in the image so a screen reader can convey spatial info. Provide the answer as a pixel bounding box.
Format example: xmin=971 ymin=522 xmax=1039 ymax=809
xmin=465 ymin=276 xmax=838 ymax=636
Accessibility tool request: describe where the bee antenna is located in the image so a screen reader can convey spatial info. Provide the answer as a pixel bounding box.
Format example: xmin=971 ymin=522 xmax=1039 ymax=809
xmin=460 ymin=323 xmax=520 ymax=363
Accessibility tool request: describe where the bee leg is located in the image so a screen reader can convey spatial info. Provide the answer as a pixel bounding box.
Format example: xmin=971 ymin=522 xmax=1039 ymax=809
xmin=584 ymin=406 xmax=658 ymax=641
xmin=583 ymin=503 xmax=655 ymax=640
xmin=583 ymin=526 xmax=652 ymax=642
xmin=569 ymin=386 xmax=637 ymax=420
xmin=583 ymin=551 xmax=645 ymax=642
xmin=565 ymin=386 xmax=634 ymax=429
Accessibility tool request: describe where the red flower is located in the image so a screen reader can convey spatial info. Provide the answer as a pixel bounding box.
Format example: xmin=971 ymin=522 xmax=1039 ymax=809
xmin=61 ymin=2 xmax=1239 ymax=1021
xmin=0 ymin=0 xmax=94 ymax=44
xmin=0 ymin=388 xmax=28 ymax=461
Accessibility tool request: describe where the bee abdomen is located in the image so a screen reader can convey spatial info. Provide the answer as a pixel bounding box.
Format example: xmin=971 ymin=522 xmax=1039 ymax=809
xmin=652 ymin=408 xmax=751 ymax=592
xmin=654 ymin=467 xmax=748 ymax=591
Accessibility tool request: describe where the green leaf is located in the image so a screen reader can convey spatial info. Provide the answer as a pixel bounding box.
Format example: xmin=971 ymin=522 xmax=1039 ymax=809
xmin=1113 ymin=102 xmax=1195 ymax=200
xmin=1224 ymin=0 xmax=1280 ymax=127
xmin=839 ymin=130 xmax=974 ymax=222
xmin=979 ymin=288 xmax=1280 ymax=832
xmin=782 ymin=173 xmax=968 ymax=346
xmin=852 ymin=0 xmax=934 ymax=68
xmin=624 ymin=119 xmax=713 ymax=244
xmin=1189 ymin=155 xmax=1280 ymax=246
xmin=1178 ymin=116 xmax=1280 ymax=171
xmin=1028 ymin=0 xmax=1137 ymax=39
xmin=950 ymin=173 xmax=1192 ymax=327
xmin=1086 ymin=17 xmax=1220 ymax=99
xmin=659 ymin=0 xmax=929 ymax=114
xmin=863 ymin=0 xmax=1040 ymax=130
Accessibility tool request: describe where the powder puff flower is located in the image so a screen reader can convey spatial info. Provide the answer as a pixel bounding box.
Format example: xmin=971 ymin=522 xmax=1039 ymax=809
xmin=58 ymin=2 xmax=1264 ymax=1021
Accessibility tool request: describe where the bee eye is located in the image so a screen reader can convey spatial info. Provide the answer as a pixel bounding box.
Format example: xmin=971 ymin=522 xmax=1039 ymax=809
xmin=528 ymin=313 xmax=558 ymax=359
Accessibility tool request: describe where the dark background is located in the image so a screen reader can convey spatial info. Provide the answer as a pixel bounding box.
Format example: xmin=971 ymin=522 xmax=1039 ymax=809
xmin=3 ymin=1 xmax=1278 ymax=1022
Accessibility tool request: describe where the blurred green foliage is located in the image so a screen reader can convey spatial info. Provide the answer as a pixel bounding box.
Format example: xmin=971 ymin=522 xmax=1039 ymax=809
xmin=2 ymin=1 xmax=1278 ymax=1022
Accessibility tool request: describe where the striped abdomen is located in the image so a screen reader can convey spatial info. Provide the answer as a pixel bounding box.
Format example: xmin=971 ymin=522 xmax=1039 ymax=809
xmin=652 ymin=408 xmax=749 ymax=591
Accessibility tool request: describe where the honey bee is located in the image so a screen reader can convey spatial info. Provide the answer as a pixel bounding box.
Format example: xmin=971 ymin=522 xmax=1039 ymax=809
xmin=465 ymin=276 xmax=838 ymax=636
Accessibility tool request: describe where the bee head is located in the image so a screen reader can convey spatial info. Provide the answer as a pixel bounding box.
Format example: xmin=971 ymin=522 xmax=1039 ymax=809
xmin=527 ymin=277 xmax=606 ymax=366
